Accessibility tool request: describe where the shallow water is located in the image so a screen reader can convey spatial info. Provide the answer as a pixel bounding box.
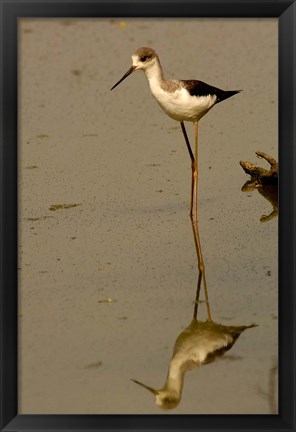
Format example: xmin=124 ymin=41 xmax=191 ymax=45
xmin=19 ymin=18 xmax=278 ymax=414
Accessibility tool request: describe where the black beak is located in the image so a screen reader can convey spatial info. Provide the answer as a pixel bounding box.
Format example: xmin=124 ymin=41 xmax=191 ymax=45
xmin=110 ymin=65 xmax=137 ymax=91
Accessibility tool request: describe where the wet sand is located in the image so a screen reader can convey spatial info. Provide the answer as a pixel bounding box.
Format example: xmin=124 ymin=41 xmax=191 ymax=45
xmin=19 ymin=18 xmax=278 ymax=414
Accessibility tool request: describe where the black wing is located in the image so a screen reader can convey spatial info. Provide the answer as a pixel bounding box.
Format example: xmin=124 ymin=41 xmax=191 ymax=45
xmin=181 ymin=80 xmax=241 ymax=104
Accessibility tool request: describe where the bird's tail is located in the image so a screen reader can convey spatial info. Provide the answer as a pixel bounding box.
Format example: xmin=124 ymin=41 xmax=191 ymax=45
xmin=216 ymin=89 xmax=242 ymax=104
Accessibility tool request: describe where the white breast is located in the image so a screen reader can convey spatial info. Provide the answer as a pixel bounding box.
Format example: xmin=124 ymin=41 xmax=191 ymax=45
xmin=150 ymin=83 xmax=217 ymax=122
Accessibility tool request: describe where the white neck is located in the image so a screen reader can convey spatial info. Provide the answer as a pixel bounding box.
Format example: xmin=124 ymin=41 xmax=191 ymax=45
xmin=144 ymin=58 xmax=165 ymax=91
xmin=162 ymin=357 xmax=185 ymax=397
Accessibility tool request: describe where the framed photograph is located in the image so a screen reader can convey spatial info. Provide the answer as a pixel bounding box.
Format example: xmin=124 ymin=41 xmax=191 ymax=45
xmin=1 ymin=0 xmax=295 ymax=431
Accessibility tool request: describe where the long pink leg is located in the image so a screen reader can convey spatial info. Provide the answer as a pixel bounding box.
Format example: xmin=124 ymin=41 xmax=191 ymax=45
xmin=192 ymin=121 xmax=211 ymax=321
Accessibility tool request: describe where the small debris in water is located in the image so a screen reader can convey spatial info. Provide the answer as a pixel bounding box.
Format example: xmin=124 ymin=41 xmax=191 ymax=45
xmin=49 ymin=204 xmax=81 ymax=211
xmin=82 ymin=133 xmax=98 ymax=137
xmin=84 ymin=361 xmax=102 ymax=369
xmin=26 ymin=216 xmax=53 ymax=221
xmin=98 ymin=298 xmax=117 ymax=304
xmin=72 ymin=69 xmax=82 ymax=76
xmin=61 ymin=20 xmax=75 ymax=26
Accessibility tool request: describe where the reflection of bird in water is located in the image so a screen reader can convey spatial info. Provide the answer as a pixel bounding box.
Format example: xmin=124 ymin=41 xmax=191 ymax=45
xmin=132 ymin=319 xmax=257 ymax=409
xmin=131 ymin=211 xmax=258 ymax=409
xmin=130 ymin=150 xmax=257 ymax=409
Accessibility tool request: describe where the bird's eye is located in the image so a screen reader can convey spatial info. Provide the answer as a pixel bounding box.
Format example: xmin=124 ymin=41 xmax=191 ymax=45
xmin=140 ymin=56 xmax=148 ymax=62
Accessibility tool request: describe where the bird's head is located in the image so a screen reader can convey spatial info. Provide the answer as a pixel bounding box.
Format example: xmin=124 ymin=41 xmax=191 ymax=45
xmin=131 ymin=379 xmax=180 ymax=410
xmin=131 ymin=47 xmax=157 ymax=71
xmin=110 ymin=47 xmax=157 ymax=90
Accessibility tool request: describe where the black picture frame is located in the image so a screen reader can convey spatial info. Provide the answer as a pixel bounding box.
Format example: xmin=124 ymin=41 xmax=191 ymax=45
xmin=0 ymin=0 xmax=295 ymax=431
